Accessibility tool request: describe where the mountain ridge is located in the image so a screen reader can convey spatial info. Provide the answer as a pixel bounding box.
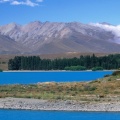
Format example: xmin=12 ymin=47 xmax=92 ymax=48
xmin=0 ymin=21 xmax=120 ymax=54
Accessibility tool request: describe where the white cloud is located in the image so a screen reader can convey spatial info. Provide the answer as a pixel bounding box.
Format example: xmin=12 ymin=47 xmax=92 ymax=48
xmin=0 ymin=0 xmax=44 ymax=7
xmin=11 ymin=0 xmax=39 ymax=7
xmin=11 ymin=1 xmax=23 ymax=5
xmin=0 ymin=0 xmax=10 ymax=2
xmin=90 ymin=23 xmax=120 ymax=44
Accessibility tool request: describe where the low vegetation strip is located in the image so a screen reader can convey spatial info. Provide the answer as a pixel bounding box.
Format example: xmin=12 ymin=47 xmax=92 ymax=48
xmin=0 ymin=71 xmax=120 ymax=102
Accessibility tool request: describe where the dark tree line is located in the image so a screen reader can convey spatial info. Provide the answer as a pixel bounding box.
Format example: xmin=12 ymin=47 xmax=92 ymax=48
xmin=8 ymin=54 xmax=120 ymax=70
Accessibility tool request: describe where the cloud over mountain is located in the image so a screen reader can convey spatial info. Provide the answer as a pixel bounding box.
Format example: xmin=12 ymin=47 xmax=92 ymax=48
xmin=90 ymin=23 xmax=120 ymax=44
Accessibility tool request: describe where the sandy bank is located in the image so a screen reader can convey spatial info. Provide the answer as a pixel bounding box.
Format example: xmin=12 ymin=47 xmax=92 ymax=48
xmin=0 ymin=98 xmax=120 ymax=111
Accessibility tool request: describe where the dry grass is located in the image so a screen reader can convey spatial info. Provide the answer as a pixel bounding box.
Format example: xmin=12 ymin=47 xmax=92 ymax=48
xmin=0 ymin=71 xmax=120 ymax=102
xmin=0 ymin=55 xmax=11 ymax=70
xmin=0 ymin=64 xmax=8 ymax=71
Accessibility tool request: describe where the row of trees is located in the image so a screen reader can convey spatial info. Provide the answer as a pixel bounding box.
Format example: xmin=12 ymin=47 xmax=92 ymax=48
xmin=8 ymin=54 xmax=120 ymax=70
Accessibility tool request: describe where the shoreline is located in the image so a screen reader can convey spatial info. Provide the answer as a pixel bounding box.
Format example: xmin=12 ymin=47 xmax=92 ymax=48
xmin=3 ymin=70 xmax=115 ymax=72
xmin=0 ymin=98 xmax=120 ymax=112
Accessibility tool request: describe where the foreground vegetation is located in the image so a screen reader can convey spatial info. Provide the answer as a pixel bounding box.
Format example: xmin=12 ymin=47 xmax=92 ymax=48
xmin=0 ymin=71 xmax=120 ymax=102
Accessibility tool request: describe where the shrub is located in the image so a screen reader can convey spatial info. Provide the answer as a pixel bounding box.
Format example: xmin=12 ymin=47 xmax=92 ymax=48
xmin=112 ymin=71 xmax=120 ymax=76
xmin=2 ymin=62 xmax=6 ymax=64
xmin=64 ymin=65 xmax=86 ymax=71
xmin=99 ymin=95 xmax=105 ymax=98
xmin=92 ymin=67 xmax=103 ymax=71
xmin=56 ymin=96 xmax=62 ymax=100
xmin=104 ymin=74 xmax=110 ymax=77
xmin=89 ymin=86 xmax=97 ymax=91
xmin=83 ymin=85 xmax=97 ymax=91
xmin=0 ymin=69 xmax=3 ymax=72
xmin=108 ymin=78 xmax=111 ymax=81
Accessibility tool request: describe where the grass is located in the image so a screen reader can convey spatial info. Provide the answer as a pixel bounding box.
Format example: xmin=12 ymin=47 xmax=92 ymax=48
xmin=0 ymin=63 xmax=7 ymax=71
xmin=0 ymin=71 xmax=120 ymax=102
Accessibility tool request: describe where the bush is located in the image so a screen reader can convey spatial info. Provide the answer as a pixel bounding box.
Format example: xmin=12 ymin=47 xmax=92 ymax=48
xmin=112 ymin=71 xmax=120 ymax=76
xmin=2 ymin=62 xmax=6 ymax=64
xmin=108 ymin=78 xmax=111 ymax=81
xmin=64 ymin=65 xmax=86 ymax=71
xmin=104 ymin=74 xmax=110 ymax=77
xmin=84 ymin=85 xmax=97 ymax=91
xmin=92 ymin=67 xmax=103 ymax=71
xmin=0 ymin=69 xmax=3 ymax=72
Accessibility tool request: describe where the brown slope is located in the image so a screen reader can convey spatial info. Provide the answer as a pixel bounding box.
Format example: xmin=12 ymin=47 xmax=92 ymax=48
xmin=33 ymin=31 xmax=120 ymax=54
xmin=0 ymin=35 xmax=30 ymax=54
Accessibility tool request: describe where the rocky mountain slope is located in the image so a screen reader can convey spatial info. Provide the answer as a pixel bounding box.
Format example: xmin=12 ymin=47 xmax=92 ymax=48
xmin=0 ymin=21 xmax=120 ymax=54
xmin=0 ymin=34 xmax=30 ymax=54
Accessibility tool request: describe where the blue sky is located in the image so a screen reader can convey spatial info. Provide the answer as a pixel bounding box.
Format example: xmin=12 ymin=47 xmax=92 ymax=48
xmin=0 ymin=0 xmax=120 ymax=25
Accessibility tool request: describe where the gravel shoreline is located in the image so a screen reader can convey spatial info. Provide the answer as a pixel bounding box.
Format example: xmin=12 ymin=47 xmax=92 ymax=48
xmin=0 ymin=98 xmax=120 ymax=111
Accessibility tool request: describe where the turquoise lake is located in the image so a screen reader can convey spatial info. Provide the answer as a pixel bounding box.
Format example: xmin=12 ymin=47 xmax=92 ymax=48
xmin=0 ymin=110 xmax=120 ymax=120
xmin=0 ymin=71 xmax=117 ymax=120
xmin=0 ymin=71 xmax=113 ymax=84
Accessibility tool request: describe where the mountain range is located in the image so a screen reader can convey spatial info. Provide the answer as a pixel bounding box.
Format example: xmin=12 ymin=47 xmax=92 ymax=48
xmin=0 ymin=21 xmax=120 ymax=54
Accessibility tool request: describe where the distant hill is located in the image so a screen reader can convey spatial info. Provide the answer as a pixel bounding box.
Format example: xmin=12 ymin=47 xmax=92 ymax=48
xmin=0 ymin=21 xmax=120 ymax=54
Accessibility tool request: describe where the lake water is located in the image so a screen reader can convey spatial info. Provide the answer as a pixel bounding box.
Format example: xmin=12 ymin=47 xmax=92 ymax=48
xmin=0 ymin=109 xmax=120 ymax=120
xmin=0 ymin=71 xmax=117 ymax=119
xmin=0 ymin=71 xmax=113 ymax=84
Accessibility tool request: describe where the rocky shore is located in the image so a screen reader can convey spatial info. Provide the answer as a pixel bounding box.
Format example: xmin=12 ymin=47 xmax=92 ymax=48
xmin=0 ymin=97 xmax=120 ymax=111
